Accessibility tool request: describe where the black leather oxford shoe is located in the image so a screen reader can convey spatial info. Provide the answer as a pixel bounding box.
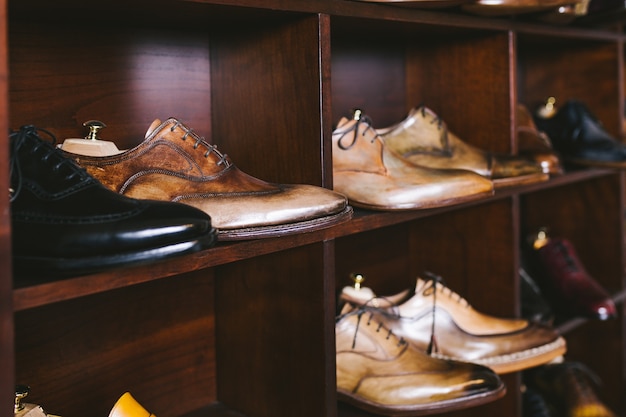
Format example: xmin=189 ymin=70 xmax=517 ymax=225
xmin=10 ymin=125 xmax=217 ymax=281
xmin=534 ymin=100 xmax=626 ymax=168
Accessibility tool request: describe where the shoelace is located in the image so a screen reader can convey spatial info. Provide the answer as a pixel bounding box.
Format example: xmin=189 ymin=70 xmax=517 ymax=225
xmin=335 ymin=109 xmax=380 ymax=150
xmin=417 ymin=271 xmax=474 ymax=355
xmin=336 ymin=303 xmax=407 ymax=349
xmin=553 ymin=241 xmax=580 ymax=274
xmin=170 ymin=121 xmax=230 ymax=167
xmin=419 ymin=105 xmax=444 ymax=130
xmin=9 ymin=125 xmax=88 ymax=203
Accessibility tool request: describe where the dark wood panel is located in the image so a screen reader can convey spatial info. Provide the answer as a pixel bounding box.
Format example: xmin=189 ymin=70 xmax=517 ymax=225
xmin=407 ymin=31 xmax=514 ymax=153
xmin=518 ymin=39 xmax=621 ymax=136
xmin=335 ymin=224 xmax=414 ymax=297
xmin=215 ymin=243 xmax=333 ymax=417
xmin=9 ymin=22 xmax=211 ymax=150
xmin=14 ymin=269 xmax=216 ymax=417
xmin=331 ymin=39 xmax=407 ymax=127
xmin=210 ymin=15 xmax=325 ymax=186
xmin=408 ymin=199 xmax=518 ymax=318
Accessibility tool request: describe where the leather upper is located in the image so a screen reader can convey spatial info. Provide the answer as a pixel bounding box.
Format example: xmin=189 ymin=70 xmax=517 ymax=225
xmin=379 ymin=106 xmax=547 ymax=187
xmin=517 ymin=103 xmax=564 ymax=175
xmin=533 ymin=100 xmax=626 ymax=166
xmin=336 ymin=303 xmax=505 ymax=415
xmin=63 ymin=118 xmax=350 ymax=238
xmin=534 ymin=238 xmax=616 ymax=320
xmin=109 ymin=393 xmax=155 ymax=417
xmin=332 ymin=113 xmax=494 ymax=210
xmin=341 ymin=278 xmax=566 ymax=374
xmin=11 ymin=126 xmax=215 ymax=278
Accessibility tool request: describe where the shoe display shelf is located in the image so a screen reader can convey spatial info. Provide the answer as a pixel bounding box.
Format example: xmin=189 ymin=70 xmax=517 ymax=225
xmin=1 ymin=1 xmax=626 ymax=417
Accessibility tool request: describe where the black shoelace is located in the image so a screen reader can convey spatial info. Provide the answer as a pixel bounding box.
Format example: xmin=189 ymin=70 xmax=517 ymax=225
xmin=335 ymin=109 xmax=379 ymax=150
xmin=9 ymin=125 xmax=88 ymax=203
xmin=336 ymin=303 xmax=406 ymax=349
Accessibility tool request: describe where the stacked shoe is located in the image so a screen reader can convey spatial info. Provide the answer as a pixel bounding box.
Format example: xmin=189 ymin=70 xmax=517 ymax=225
xmin=524 ymin=362 xmax=617 ymax=417
xmin=10 ymin=125 xmax=217 ymax=280
xmin=336 ymin=302 xmax=506 ymax=416
xmin=377 ymin=106 xmax=548 ymax=188
xmin=340 ymin=273 xmax=567 ymax=374
xmin=63 ymin=118 xmax=352 ymax=241
xmin=332 ymin=110 xmax=495 ymax=210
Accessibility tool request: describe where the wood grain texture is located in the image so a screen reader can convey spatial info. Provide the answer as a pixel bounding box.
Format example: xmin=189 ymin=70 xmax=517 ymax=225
xmin=3 ymin=2 xmax=626 ymax=417
xmin=15 ymin=270 xmax=217 ymax=417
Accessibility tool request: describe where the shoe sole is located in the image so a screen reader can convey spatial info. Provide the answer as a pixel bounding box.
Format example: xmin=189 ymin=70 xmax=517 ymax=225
xmin=338 ymin=381 xmax=506 ymax=416
xmin=492 ymin=172 xmax=550 ymax=189
xmin=217 ymin=205 xmax=353 ymax=241
xmin=343 ymin=187 xmax=493 ymax=211
xmin=434 ymin=336 xmax=567 ymax=375
xmin=13 ymin=228 xmax=217 ymax=280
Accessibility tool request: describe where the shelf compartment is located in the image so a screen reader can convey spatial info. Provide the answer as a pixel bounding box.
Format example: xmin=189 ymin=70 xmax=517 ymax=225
xmin=13 ymin=168 xmax=615 ymax=312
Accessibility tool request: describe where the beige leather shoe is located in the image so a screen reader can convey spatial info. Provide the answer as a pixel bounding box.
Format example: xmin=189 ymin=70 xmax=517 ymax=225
xmin=109 ymin=393 xmax=155 ymax=417
xmin=63 ymin=118 xmax=352 ymax=241
xmin=378 ymin=106 xmax=549 ymax=189
xmin=462 ymin=0 xmax=576 ymax=16
xmin=341 ymin=276 xmax=567 ymax=374
xmin=332 ymin=111 xmax=494 ymax=211
xmin=336 ymin=303 xmax=506 ymax=416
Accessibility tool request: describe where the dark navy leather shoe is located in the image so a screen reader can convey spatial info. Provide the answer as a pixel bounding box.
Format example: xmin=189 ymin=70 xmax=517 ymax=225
xmin=534 ymin=100 xmax=626 ymax=168
xmin=10 ymin=125 xmax=217 ymax=281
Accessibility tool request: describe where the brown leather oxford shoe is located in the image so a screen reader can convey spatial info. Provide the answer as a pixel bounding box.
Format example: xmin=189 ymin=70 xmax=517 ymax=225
xmin=341 ymin=276 xmax=566 ymax=374
xmin=63 ymin=118 xmax=352 ymax=241
xmin=332 ymin=111 xmax=494 ymax=211
xmin=517 ymin=103 xmax=564 ymax=176
xmin=378 ymin=106 xmax=549 ymax=188
xmin=336 ymin=303 xmax=506 ymax=416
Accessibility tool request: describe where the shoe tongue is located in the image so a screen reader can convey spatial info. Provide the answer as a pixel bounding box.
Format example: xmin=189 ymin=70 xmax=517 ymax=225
xmin=145 ymin=119 xmax=163 ymax=138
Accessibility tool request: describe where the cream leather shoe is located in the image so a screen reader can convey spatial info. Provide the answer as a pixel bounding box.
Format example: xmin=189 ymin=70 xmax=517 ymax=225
xmin=64 ymin=118 xmax=352 ymax=241
xmin=332 ymin=111 xmax=494 ymax=211
xmin=109 ymin=393 xmax=155 ymax=417
xmin=341 ymin=275 xmax=567 ymax=374
xmin=378 ymin=106 xmax=549 ymax=188
xmin=336 ymin=303 xmax=506 ymax=416
xmin=462 ymin=0 xmax=576 ymax=16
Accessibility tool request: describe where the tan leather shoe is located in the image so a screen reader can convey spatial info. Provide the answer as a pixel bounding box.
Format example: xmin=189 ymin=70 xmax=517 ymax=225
xmin=336 ymin=303 xmax=506 ymax=416
xmin=462 ymin=0 xmax=576 ymax=16
xmin=341 ymin=276 xmax=566 ymax=374
xmin=332 ymin=111 xmax=494 ymax=211
xmin=63 ymin=118 xmax=352 ymax=241
xmin=378 ymin=106 xmax=549 ymax=189
xmin=517 ymin=103 xmax=563 ymax=175
xmin=109 ymin=393 xmax=155 ymax=417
